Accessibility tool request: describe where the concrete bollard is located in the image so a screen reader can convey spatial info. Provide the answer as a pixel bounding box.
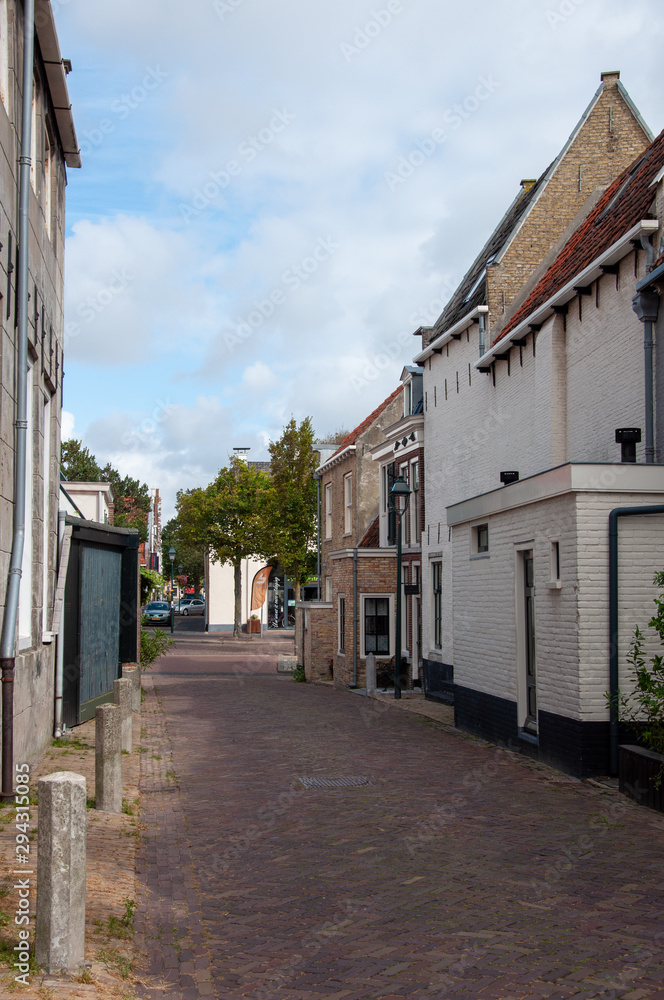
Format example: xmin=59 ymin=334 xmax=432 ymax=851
xmin=95 ymin=704 xmax=122 ymax=813
xmin=122 ymin=663 xmax=141 ymax=713
xmin=277 ymin=654 xmax=297 ymax=673
xmin=113 ymin=678 xmax=132 ymax=753
xmin=35 ymin=772 xmax=86 ymax=973
xmin=366 ymin=653 xmax=377 ymax=696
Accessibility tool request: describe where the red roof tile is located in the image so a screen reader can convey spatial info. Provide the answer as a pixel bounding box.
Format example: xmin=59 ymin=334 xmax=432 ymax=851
xmin=494 ymin=129 xmax=664 ymax=346
xmin=358 ymin=516 xmax=380 ymax=548
xmin=330 ymin=386 xmax=403 ymax=458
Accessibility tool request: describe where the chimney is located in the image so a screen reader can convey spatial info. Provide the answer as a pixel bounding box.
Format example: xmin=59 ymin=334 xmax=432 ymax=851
xmin=233 ymin=447 xmax=250 ymax=463
xmin=601 ymin=71 xmax=620 ymax=87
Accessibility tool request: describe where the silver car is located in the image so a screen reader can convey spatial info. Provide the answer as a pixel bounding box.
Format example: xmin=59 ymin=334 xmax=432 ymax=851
xmin=182 ymin=599 xmax=205 ymax=616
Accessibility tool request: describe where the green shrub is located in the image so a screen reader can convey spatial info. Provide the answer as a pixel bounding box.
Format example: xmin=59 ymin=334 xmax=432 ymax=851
xmin=292 ymin=663 xmax=306 ymax=683
xmin=140 ymin=618 xmax=175 ymax=669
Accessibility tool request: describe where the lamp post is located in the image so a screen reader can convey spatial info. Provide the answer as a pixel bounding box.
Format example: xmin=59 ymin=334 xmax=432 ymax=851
xmin=169 ymin=545 xmax=176 ymax=634
xmin=389 ymin=476 xmax=411 ymax=700
xmin=178 ymin=564 xmax=183 ymax=604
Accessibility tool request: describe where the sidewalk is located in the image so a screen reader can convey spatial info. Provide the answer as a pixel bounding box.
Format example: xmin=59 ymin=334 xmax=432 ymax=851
xmin=0 ymin=714 xmax=144 ymax=998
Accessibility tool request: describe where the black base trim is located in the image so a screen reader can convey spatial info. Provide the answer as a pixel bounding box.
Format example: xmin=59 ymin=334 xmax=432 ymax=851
xmin=422 ymin=658 xmax=454 ymax=704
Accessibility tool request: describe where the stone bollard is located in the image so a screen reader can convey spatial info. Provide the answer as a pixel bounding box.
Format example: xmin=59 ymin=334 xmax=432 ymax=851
xmin=365 ymin=652 xmax=377 ymax=696
xmin=95 ymin=703 xmax=122 ymax=813
xmin=35 ymin=772 xmax=86 ymax=974
xmin=114 ymin=678 xmax=132 ymax=753
xmin=122 ymin=663 xmax=141 ymax=713
xmin=277 ymin=654 xmax=297 ymax=673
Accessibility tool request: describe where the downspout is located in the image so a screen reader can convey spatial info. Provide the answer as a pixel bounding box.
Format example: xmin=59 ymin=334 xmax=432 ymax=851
xmin=1 ymin=0 xmax=35 ymax=799
xmin=53 ymin=511 xmax=66 ymax=737
xmin=478 ymin=305 xmax=488 ymax=358
xmin=316 ymin=473 xmax=321 ymax=599
xmin=608 ymin=504 xmax=664 ymax=774
xmin=352 ymin=547 xmax=358 ymax=687
xmin=632 ymin=236 xmax=660 ymax=464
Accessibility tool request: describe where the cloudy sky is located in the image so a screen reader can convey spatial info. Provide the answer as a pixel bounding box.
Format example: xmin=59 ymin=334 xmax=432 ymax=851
xmin=55 ymin=0 xmax=663 ymax=517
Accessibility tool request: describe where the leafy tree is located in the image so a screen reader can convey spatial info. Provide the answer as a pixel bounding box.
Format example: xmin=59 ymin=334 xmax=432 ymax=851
xmin=60 ymin=438 xmax=151 ymax=541
xmin=161 ymin=517 xmax=205 ymax=597
xmin=176 ymin=458 xmax=273 ymax=636
xmin=61 ymin=439 xmax=103 ymax=481
xmin=317 ymin=427 xmax=349 ymax=445
xmin=140 ymin=566 xmax=166 ymax=604
xmin=268 ymin=418 xmax=318 ymax=601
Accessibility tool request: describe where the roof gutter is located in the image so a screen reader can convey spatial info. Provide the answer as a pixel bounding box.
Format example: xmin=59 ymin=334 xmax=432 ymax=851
xmin=316 ymin=444 xmax=356 ymax=476
xmin=414 ymin=305 xmax=489 ymax=365
xmin=35 ymin=0 xmax=80 ymax=166
xmin=474 ymin=218 xmax=659 ymax=369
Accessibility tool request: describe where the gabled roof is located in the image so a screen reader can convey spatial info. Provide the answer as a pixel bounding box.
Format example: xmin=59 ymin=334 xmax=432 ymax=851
xmin=358 ymin=516 xmax=380 ymax=548
xmin=432 ymin=173 xmax=548 ymax=333
xmin=330 ymin=386 xmax=403 ymax=459
xmin=493 ymin=129 xmax=664 ymax=346
xmin=427 ymin=73 xmax=652 ymax=341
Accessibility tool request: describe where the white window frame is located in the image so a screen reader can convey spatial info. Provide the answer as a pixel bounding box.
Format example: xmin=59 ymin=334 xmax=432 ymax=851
xmin=343 ymin=472 xmax=352 ymax=535
xmin=431 ymin=560 xmax=442 ymax=650
xmin=360 ymin=593 xmax=394 ymax=660
xmin=324 ymin=482 xmax=332 ymax=539
xmin=325 ymin=576 xmax=332 ymax=603
xmin=471 ymin=522 xmax=489 ymax=558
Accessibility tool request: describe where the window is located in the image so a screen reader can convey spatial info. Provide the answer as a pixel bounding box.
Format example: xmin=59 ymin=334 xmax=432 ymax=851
xmin=344 ymin=473 xmax=352 ymax=534
xmin=432 ymin=561 xmax=442 ymax=649
xmin=471 ymin=523 xmax=489 ymax=556
xmin=410 ymin=460 xmax=420 ymax=545
xmin=364 ymin=597 xmax=390 ymax=655
xmin=44 ymin=120 xmax=53 ymax=239
xmin=338 ymin=596 xmax=345 ymax=653
xmin=386 ymin=462 xmax=396 ymax=545
xmin=324 ymin=483 xmax=332 ymax=539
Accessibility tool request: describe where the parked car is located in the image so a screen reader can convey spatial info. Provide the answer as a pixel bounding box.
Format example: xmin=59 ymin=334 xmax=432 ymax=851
xmin=143 ymin=601 xmax=171 ymax=625
xmin=182 ymin=599 xmax=205 ymax=616
xmin=173 ymin=598 xmax=195 ymax=613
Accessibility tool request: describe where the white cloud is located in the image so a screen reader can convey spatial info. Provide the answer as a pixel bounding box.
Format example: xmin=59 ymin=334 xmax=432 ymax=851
xmin=61 ymin=410 xmax=75 ymax=440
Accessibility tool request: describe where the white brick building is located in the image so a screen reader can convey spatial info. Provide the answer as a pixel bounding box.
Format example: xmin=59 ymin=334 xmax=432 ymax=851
xmin=414 ymin=89 xmax=664 ymax=775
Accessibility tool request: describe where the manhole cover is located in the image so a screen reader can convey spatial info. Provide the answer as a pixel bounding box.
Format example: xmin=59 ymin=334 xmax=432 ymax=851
xmin=297 ymin=776 xmax=370 ymax=789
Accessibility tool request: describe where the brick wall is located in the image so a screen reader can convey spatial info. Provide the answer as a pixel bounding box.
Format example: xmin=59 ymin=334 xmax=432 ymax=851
xmin=295 ymin=602 xmax=334 ymax=682
xmin=330 ymin=551 xmax=397 ymax=688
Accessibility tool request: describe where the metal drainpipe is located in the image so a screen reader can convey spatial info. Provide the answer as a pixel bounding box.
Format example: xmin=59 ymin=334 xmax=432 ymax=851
xmin=316 ymin=474 xmax=321 ymax=599
xmin=608 ymin=504 xmax=664 ymax=774
xmin=638 ymin=234 xmax=658 ymax=464
xmin=352 ymin=548 xmax=358 ymax=687
xmin=53 ymin=511 xmax=66 ymax=737
xmin=1 ymin=0 xmax=35 ymax=799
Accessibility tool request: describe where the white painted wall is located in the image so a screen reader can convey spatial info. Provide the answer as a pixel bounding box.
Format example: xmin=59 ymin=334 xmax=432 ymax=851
xmin=207 ymin=554 xmax=267 ymax=631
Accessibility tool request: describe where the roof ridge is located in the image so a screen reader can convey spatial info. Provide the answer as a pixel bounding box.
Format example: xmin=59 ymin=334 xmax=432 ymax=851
xmin=331 ymin=386 xmax=402 ymax=457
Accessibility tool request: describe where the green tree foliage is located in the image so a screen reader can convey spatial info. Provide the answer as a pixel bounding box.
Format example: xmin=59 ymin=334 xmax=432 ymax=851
xmin=61 ymin=439 xmax=151 ymax=541
xmin=615 ymin=570 xmax=664 ymax=776
xmin=176 ymin=457 xmax=273 ymax=636
xmin=140 ymin=566 xmax=166 ymax=604
xmin=161 ymin=517 xmax=205 ymax=597
xmin=268 ymin=418 xmax=318 ymax=601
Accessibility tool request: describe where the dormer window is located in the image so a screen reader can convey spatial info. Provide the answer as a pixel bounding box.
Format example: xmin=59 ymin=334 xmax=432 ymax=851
xmin=402 ymin=369 xmax=423 ymax=416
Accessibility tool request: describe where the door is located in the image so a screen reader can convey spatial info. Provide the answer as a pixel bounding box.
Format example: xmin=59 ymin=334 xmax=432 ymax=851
xmin=523 ymin=550 xmax=538 ymax=733
xmin=79 ymin=543 xmax=122 ymax=722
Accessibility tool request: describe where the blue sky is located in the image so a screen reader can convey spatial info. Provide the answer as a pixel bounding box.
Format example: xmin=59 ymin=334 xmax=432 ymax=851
xmin=54 ymin=0 xmax=664 ymax=518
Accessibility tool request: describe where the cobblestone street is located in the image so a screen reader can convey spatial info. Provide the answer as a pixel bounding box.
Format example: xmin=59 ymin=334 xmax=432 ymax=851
xmin=135 ymin=636 xmax=664 ymax=1000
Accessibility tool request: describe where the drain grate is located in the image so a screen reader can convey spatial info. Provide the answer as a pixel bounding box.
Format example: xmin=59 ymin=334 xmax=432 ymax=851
xmin=297 ymin=775 xmax=370 ymax=789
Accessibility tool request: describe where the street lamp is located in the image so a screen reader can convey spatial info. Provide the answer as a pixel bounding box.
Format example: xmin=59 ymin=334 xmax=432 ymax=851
xmin=389 ymin=476 xmax=411 ymax=700
xmin=169 ymin=545 xmax=176 ymax=634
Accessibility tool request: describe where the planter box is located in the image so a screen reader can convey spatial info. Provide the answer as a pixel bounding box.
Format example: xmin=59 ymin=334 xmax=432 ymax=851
xmin=619 ymin=744 xmax=664 ymax=812
xmin=247 ymin=619 xmax=261 ymax=634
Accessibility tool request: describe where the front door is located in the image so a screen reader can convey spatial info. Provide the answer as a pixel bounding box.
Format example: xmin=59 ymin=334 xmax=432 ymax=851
xmin=523 ymin=551 xmax=537 ymax=733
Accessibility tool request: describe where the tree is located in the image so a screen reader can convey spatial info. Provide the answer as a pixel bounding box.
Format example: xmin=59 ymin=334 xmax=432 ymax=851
xmin=161 ymin=516 xmax=205 ymax=597
xmin=60 ymin=438 xmax=151 ymax=541
xmin=61 ymin=439 xmax=103 ymax=481
xmin=268 ymin=417 xmax=318 ymax=602
xmin=176 ymin=458 xmax=273 ymax=637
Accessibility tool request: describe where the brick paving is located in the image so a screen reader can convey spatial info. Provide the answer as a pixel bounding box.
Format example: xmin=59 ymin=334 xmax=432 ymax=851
xmin=135 ymin=636 xmax=664 ymax=999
